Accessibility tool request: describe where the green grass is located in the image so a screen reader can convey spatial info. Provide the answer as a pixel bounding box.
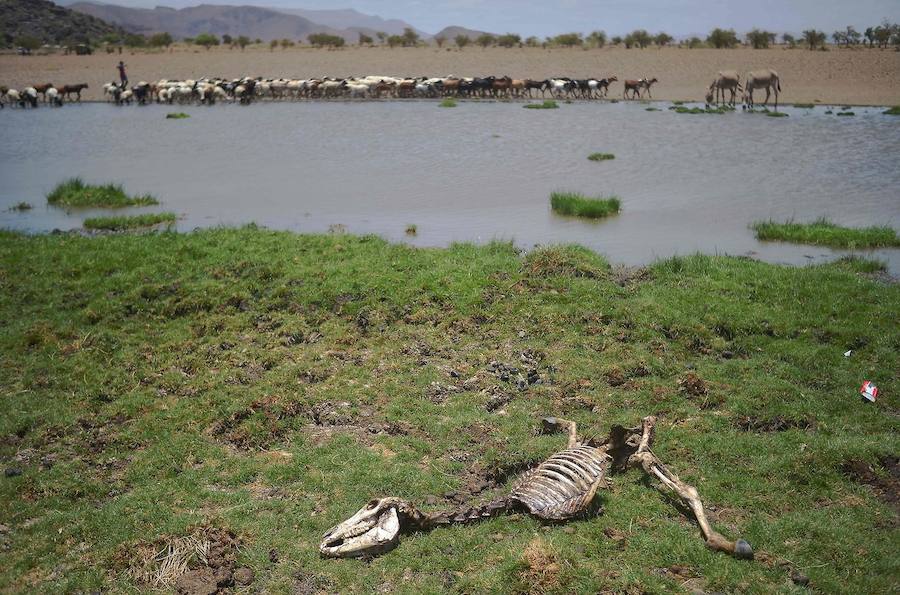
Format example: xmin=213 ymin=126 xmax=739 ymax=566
xmin=523 ymin=100 xmax=559 ymax=110
xmin=550 ymin=192 xmax=621 ymax=218
xmin=645 ymin=107 xmax=660 ymax=111
xmin=0 ymin=228 xmax=897 ymax=594
xmin=587 ymin=153 xmax=615 ymax=162
xmin=46 ymin=178 xmax=159 ymax=208
xmin=83 ymin=212 xmax=178 ymax=231
xmin=837 ymin=111 xmax=855 ymax=116
xmin=824 ymin=110 xmax=834 ymax=114
xmin=673 ymin=106 xmax=730 ymax=115
xmin=752 ymin=218 xmax=900 ymax=249
xmin=884 ymin=105 xmax=900 ymax=115
xmin=405 ymin=224 xmax=417 ymax=235
xmin=792 ymin=103 xmax=815 ymax=109
xmin=166 ymin=112 xmax=190 ymax=119
xmin=765 ymin=111 xmax=788 ymax=117
xmin=672 ymin=100 xmax=685 ymax=106
xmin=9 ymin=202 xmax=32 ymax=211
xmin=438 ymin=98 xmax=457 ymax=108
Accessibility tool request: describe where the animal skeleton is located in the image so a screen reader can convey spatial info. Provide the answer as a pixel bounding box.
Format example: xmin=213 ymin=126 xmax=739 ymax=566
xmin=320 ymin=416 xmax=753 ymax=560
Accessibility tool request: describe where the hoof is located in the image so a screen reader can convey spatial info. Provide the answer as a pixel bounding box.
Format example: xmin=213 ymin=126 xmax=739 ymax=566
xmin=734 ymin=539 xmax=753 ymax=559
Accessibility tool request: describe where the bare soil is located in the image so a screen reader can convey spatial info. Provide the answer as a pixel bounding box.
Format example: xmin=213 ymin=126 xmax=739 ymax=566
xmin=2 ymin=45 xmax=899 ymax=105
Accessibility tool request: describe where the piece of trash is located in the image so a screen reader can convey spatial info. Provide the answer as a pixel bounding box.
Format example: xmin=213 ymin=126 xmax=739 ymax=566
xmin=860 ymin=381 xmax=878 ymax=402
xmin=844 ymin=350 xmax=852 ymax=357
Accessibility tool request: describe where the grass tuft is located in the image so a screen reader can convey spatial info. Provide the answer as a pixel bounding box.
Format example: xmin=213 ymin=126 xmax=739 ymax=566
xmin=587 ymin=153 xmax=615 ymax=162
xmin=836 ymin=111 xmax=855 ymax=116
xmin=438 ymin=98 xmax=457 ymax=108
xmin=752 ymin=218 xmax=900 ymax=249
xmin=524 ymin=100 xmax=559 ymax=110
xmin=550 ymin=192 xmax=620 ymax=219
xmin=166 ymin=112 xmax=190 ymax=119
xmin=673 ymin=105 xmax=733 ymax=115
xmin=884 ymin=105 xmax=900 ymax=115
xmin=645 ymin=107 xmax=660 ymax=111
xmin=765 ymin=111 xmax=789 ymax=117
xmin=47 ymin=178 xmax=159 ymax=208
xmin=405 ymin=224 xmax=417 ymax=235
xmin=793 ymin=103 xmax=815 ymax=109
xmin=83 ymin=212 xmax=178 ymax=231
xmin=10 ymin=202 xmax=33 ymax=211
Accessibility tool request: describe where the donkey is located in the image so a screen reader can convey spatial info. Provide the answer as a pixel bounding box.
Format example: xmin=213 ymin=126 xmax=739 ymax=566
xmin=624 ymin=77 xmax=658 ymax=100
xmin=743 ymin=69 xmax=781 ymax=109
xmin=710 ymin=70 xmax=741 ymax=106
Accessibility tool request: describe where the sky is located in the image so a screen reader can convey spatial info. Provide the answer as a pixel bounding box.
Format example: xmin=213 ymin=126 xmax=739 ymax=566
xmin=70 ymin=0 xmax=900 ymax=36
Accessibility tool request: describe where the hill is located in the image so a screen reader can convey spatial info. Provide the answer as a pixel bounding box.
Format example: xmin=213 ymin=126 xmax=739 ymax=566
xmin=0 ymin=0 xmax=121 ymax=45
xmin=67 ymin=2 xmax=351 ymax=42
xmin=434 ymin=25 xmax=494 ymax=41
xmin=268 ymin=7 xmax=428 ymax=39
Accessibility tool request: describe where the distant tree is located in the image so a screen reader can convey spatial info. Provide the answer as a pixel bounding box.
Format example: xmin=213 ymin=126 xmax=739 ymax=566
xmin=124 ymin=33 xmax=147 ymax=48
xmin=654 ymin=32 xmax=673 ymax=47
xmin=194 ymin=33 xmax=219 ymax=50
xmin=551 ymin=32 xmax=583 ymax=47
xmin=610 ymin=35 xmax=623 ymax=46
xmin=308 ymin=33 xmax=344 ymax=48
xmin=524 ymin=36 xmax=540 ymax=47
xmin=586 ymin=30 xmax=607 ymax=48
xmin=832 ymin=30 xmax=846 ymax=47
xmin=845 ymin=26 xmax=861 ymax=45
xmin=183 ymin=37 xmax=194 ymax=45
xmin=269 ymin=39 xmax=278 ymax=51
xmin=222 ymin=34 xmax=233 ymax=46
xmin=872 ymin=21 xmax=894 ymax=48
xmin=707 ymin=28 xmax=739 ymax=48
xmin=101 ymin=33 xmax=121 ymax=45
xmin=358 ymin=33 xmax=373 ymax=46
xmin=376 ymin=31 xmax=387 ymax=44
xmin=476 ymin=33 xmax=496 ymax=48
xmin=434 ymin=35 xmax=446 ymax=48
xmin=254 ymin=38 xmax=262 ymax=45
xmin=386 ymin=35 xmax=403 ymax=48
xmin=455 ymin=34 xmax=470 ymax=48
xmin=686 ymin=36 xmax=703 ymax=48
xmin=863 ymin=27 xmax=875 ymax=47
xmin=402 ymin=27 xmax=420 ymax=46
xmin=746 ymin=28 xmax=772 ymax=49
xmin=802 ymin=29 xmax=827 ymax=50
xmin=782 ymin=33 xmax=796 ymax=47
xmin=280 ymin=38 xmax=295 ymax=49
xmin=496 ymin=33 xmax=521 ymax=47
xmin=15 ymin=35 xmax=41 ymax=51
xmin=148 ymin=32 xmax=173 ymax=48
xmin=236 ymin=35 xmax=250 ymax=50
xmin=622 ymin=30 xmax=651 ymax=48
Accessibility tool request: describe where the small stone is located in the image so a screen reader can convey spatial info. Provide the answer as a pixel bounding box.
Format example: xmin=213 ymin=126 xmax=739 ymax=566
xmin=563 ymin=527 xmax=576 ymax=534
xmin=791 ymin=571 xmax=810 ymax=587
xmin=0 ymin=524 xmax=9 ymax=533
xmin=4 ymin=468 xmax=22 ymax=478
xmin=234 ymin=567 xmax=254 ymax=585
xmin=491 ymin=533 xmax=505 ymax=541
xmin=424 ymin=495 xmax=439 ymax=505
xmin=268 ymin=548 xmax=279 ymax=563
xmin=722 ymin=350 xmax=734 ymax=359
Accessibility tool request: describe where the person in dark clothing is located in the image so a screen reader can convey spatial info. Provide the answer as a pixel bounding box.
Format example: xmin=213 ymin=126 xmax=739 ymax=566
xmin=117 ymin=61 xmax=128 ymax=89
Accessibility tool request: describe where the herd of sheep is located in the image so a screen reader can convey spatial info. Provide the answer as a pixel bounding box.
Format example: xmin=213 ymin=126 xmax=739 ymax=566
xmin=1 ymin=69 xmax=782 ymax=108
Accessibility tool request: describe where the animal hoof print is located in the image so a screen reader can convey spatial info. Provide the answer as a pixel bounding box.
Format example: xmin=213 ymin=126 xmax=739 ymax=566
xmin=734 ymin=539 xmax=754 ymax=560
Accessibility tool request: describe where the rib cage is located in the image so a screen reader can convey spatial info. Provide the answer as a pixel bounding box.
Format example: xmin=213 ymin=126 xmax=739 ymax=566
xmin=510 ymin=446 xmax=610 ymax=520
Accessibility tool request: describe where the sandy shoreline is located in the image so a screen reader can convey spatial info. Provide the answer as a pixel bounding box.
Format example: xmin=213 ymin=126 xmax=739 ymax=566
xmin=2 ymin=45 xmax=899 ymax=105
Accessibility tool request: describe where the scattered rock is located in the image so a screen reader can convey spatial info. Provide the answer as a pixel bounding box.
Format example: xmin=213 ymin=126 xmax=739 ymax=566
xmin=678 ymin=372 xmax=708 ymax=397
xmin=233 ymin=567 xmax=254 ymax=586
xmin=0 ymin=524 xmax=9 ymax=533
xmin=791 ymin=571 xmax=810 ymax=587
xmin=4 ymin=468 xmax=22 ymax=478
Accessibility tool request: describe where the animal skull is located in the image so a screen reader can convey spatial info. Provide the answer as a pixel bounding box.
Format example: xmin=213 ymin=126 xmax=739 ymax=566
xmin=320 ymin=497 xmax=402 ymax=557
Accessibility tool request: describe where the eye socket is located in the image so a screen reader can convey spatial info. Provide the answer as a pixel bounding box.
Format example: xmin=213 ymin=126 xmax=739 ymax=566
xmin=366 ymin=499 xmax=380 ymax=509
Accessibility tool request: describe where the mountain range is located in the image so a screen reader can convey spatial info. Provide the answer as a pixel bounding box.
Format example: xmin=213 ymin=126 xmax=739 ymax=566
xmin=61 ymin=1 xmax=482 ymax=42
xmin=1 ymin=0 xmax=121 ymax=45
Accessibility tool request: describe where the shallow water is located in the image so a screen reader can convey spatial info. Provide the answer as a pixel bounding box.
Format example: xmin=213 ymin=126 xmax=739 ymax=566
xmin=2 ymin=101 xmax=899 ymax=273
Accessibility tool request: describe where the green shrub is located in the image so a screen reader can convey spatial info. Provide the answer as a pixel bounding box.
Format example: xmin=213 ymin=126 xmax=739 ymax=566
xmin=47 ymin=178 xmax=159 ymax=208
xmin=550 ymin=192 xmax=620 ymax=218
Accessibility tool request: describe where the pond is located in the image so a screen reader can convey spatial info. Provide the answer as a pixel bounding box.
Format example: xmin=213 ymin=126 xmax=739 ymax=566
xmin=2 ymin=100 xmax=899 ymax=273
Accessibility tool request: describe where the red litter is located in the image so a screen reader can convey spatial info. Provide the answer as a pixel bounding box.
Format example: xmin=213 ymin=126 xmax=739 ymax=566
xmin=860 ymin=381 xmax=879 ymax=402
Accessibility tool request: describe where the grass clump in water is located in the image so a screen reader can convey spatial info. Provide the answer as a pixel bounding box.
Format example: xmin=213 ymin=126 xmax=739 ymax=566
xmin=46 ymin=178 xmax=158 ymax=208
xmin=793 ymin=103 xmax=815 ymax=109
xmin=10 ymin=202 xmax=33 ymax=211
xmin=645 ymin=107 xmax=660 ymax=111
xmin=836 ymin=111 xmax=855 ymax=116
xmin=524 ymin=100 xmax=559 ymax=110
xmin=752 ymin=218 xmax=900 ymax=249
xmin=674 ymin=106 xmax=729 ymax=115
xmin=587 ymin=153 xmax=615 ymax=162
xmin=166 ymin=112 xmax=190 ymax=119
xmin=884 ymin=106 xmax=900 ymax=115
xmin=550 ymin=192 xmax=620 ymax=218
xmin=438 ymin=98 xmax=457 ymax=108
xmin=405 ymin=224 xmax=417 ymax=235
xmin=83 ymin=212 xmax=177 ymax=231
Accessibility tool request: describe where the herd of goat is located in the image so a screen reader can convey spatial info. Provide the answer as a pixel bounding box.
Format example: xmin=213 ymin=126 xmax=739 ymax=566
xmin=1 ymin=69 xmax=782 ymax=108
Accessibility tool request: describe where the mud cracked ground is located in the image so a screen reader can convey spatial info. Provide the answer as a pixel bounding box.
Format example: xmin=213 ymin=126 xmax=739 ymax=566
xmin=0 ymin=228 xmax=897 ymax=593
